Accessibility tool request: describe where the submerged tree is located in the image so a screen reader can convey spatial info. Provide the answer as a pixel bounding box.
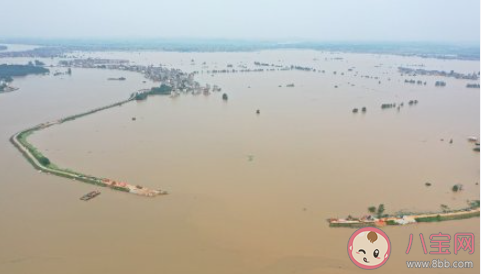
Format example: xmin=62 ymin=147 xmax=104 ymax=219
xmin=452 ymin=184 xmax=463 ymax=192
xmin=34 ymin=60 xmax=45 ymax=66
xmin=440 ymin=204 xmax=450 ymax=213
xmin=377 ymin=204 xmax=385 ymax=218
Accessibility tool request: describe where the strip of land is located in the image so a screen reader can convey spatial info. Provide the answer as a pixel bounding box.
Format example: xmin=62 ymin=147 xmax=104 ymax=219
xmin=11 ymin=91 xmax=167 ymax=197
xmin=328 ymin=204 xmax=480 ymax=228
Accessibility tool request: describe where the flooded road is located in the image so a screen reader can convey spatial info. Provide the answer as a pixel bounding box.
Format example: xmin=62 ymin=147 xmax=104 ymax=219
xmin=0 ymin=50 xmax=479 ymax=273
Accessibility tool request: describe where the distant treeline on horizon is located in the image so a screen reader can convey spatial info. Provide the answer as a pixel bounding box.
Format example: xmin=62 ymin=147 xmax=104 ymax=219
xmin=0 ymin=38 xmax=479 ymax=60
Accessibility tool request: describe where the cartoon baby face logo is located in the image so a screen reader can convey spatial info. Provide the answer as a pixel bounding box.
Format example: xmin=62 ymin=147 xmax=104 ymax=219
xmin=348 ymin=227 xmax=391 ymax=269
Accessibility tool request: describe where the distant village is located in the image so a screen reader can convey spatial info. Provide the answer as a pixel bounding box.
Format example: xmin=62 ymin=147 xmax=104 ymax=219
xmin=58 ymin=58 xmax=212 ymax=93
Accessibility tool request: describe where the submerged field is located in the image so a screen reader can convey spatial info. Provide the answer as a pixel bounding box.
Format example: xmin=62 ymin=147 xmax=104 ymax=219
xmin=0 ymin=50 xmax=479 ymax=274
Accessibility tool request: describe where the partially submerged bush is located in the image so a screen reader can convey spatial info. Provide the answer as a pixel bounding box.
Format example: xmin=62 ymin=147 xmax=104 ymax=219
xmin=452 ymin=184 xmax=463 ymax=192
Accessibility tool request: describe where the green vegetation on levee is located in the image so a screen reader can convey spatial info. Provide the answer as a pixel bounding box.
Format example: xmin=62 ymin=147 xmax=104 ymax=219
xmin=0 ymin=64 xmax=49 ymax=82
xmin=15 ymin=129 xmax=124 ymax=190
xmin=17 ymin=131 xmax=48 ymax=167
xmin=135 ymin=84 xmax=172 ymax=100
xmin=415 ymin=211 xmax=480 ymax=223
xmin=11 ymin=91 xmax=138 ymax=193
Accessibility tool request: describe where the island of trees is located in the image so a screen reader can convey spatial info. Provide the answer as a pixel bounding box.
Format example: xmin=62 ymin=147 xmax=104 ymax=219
xmin=0 ymin=63 xmax=49 ymax=80
xmin=0 ymin=64 xmax=49 ymax=92
xmin=399 ymin=67 xmax=479 ymax=80
xmin=135 ymin=84 xmax=173 ymax=100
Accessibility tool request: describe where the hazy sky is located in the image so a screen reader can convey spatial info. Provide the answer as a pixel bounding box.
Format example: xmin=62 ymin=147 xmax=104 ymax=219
xmin=1 ymin=0 xmax=479 ymax=42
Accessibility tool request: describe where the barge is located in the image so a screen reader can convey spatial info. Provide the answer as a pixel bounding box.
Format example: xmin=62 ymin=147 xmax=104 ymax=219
xmin=80 ymin=191 xmax=101 ymax=201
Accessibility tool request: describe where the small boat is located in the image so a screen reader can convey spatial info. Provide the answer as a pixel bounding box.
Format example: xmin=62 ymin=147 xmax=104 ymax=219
xmin=80 ymin=191 xmax=101 ymax=201
xmin=467 ymin=136 xmax=478 ymax=142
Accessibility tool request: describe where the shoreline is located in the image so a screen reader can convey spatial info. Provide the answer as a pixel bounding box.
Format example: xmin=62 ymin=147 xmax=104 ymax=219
xmin=328 ymin=206 xmax=480 ymax=228
xmin=0 ymin=40 xmax=478 ymax=61
xmin=10 ymin=91 xmax=167 ymax=197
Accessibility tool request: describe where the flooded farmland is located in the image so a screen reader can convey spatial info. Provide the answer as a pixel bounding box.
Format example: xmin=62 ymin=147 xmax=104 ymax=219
xmin=0 ymin=50 xmax=479 ymax=274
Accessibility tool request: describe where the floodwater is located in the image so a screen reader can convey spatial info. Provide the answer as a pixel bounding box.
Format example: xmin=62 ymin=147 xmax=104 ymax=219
xmin=0 ymin=50 xmax=479 ymax=274
xmin=0 ymin=43 xmax=40 ymax=52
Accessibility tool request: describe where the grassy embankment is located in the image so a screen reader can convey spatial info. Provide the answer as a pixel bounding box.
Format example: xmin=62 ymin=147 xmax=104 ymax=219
xmin=11 ymin=94 xmax=139 ymax=192
xmin=11 ymin=83 xmax=172 ymax=193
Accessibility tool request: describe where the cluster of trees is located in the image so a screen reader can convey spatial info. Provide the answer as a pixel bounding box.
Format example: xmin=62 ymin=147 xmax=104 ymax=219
xmin=0 ymin=64 xmax=49 ymax=82
xmin=150 ymin=84 xmax=173 ymax=95
xmin=381 ymin=103 xmax=396 ymax=109
xmin=404 ymin=79 xmax=426 ymax=85
xmin=367 ymin=204 xmax=386 ymax=218
xmin=28 ymin=60 xmax=46 ymax=66
xmin=352 ymin=107 xmax=367 ymax=113
xmin=135 ymin=84 xmax=173 ymax=100
xmin=466 ymin=83 xmax=480 ymax=88
xmin=408 ymin=100 xmax=419 ymax=106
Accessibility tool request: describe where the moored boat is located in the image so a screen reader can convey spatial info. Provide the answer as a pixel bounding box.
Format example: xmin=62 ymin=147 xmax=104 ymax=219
xmin=80 ymin=190 xmax=101 ymax=201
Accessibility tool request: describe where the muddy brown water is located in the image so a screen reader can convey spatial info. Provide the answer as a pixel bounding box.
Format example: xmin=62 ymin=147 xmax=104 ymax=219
xmin=0 ymin=50 xmax=479 ymax=273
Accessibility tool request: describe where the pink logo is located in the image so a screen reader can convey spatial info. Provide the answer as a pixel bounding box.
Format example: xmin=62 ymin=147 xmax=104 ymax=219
xmin=348 ymin=227 xmax=391 ymax=269
xmin=405 ymin=232 xmax=475 ymax=255
xmin=454 ymin=233 xmax=475 ymax=255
